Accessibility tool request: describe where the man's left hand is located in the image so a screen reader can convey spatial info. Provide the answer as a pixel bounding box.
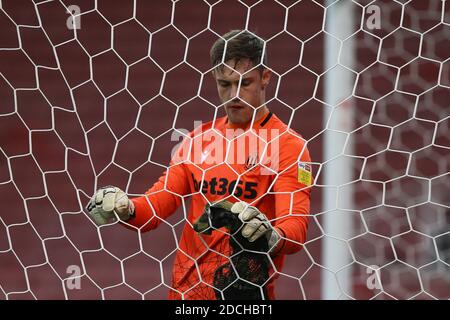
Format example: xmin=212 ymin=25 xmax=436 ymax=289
xmin=231 ymin=201 xmax=281 ymax=252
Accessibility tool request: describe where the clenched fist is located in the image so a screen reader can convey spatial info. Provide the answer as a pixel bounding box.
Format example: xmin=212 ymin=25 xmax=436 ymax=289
xmin=86 ymin=186 xmax=134 ymax=225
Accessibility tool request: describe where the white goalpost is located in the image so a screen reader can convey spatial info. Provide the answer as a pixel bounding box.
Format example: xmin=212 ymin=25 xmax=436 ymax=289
xmin=322 ymin=0 xmax=356 ymax=300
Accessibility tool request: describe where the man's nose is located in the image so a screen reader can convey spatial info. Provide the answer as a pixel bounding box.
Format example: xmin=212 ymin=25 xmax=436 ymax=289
xmin=229 ymin=84 xmax=240 ymax=100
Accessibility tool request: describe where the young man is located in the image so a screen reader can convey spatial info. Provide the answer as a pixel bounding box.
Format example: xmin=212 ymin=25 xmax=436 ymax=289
xmin=87 ymin=30 xmax=313 ymax=300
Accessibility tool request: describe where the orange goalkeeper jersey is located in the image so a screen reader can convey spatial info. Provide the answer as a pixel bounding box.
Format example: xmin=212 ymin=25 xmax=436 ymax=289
xmin=128 ymin=110 xmax=313 ymax=300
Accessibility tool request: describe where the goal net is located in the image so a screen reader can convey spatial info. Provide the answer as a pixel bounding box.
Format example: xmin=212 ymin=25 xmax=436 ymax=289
xmin=0 ymin=0 xmax=448 ymax=300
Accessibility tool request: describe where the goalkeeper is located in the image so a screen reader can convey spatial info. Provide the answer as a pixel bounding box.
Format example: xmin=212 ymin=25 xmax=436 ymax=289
xmin=86 ymin=30 xmax=313 ymax=300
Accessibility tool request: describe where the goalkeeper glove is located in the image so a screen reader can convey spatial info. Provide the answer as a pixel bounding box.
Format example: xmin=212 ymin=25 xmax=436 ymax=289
xmin=86 ymin=186 xmax=134 ymax=225
xmin=230 ymin=201 xmax=281 ymax=253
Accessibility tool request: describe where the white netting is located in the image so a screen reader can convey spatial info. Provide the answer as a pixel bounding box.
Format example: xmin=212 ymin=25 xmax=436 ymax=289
xmin=0 ymin=0 xmax=448 ymax=300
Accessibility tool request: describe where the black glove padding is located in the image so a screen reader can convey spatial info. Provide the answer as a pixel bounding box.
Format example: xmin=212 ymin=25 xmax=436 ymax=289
xmin=194 ymin=200 xmax=271 ymax=300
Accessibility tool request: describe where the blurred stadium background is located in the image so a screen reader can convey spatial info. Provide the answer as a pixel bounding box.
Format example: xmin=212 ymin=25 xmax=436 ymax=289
xmin=0 ymin=0 xmax=448 ymax=299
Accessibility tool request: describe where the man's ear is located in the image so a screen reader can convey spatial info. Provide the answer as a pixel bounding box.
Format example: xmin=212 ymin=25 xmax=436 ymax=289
xmin=261 ymin=68 xmax=272 ymax=89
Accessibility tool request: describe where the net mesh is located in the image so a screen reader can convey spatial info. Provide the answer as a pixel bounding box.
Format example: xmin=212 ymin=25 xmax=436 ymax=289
xmin=0 ymin=0 xmax=448 ymax=300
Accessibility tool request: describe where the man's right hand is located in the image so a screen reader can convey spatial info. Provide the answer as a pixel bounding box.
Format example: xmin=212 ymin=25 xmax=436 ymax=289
xmin=86 ymin=186 xmax=134 ymax=225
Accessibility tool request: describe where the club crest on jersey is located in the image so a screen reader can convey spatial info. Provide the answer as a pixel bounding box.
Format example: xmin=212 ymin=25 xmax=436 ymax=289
xmin=244 ymin=153 xmax=259 ymax=171
xmin=298 ymin=162 xmax=312 ymax=186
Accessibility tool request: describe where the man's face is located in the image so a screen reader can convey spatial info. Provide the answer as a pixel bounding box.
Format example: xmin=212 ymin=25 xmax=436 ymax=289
xmin=213 ymin=59 xmax=271 ymax=125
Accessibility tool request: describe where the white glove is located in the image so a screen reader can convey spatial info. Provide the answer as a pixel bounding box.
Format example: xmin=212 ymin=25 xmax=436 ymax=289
xmin=86 ymin=186 xmax=134 ymax=225
xmin=231 ymin=201 xmax=281 ymax=252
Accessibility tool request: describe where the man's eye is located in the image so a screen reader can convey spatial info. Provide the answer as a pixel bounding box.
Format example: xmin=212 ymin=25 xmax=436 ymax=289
xmin=241 ymin=81 xmax=251 ymax=86
xmin=219 ymin=82 xmax=229 ymax=87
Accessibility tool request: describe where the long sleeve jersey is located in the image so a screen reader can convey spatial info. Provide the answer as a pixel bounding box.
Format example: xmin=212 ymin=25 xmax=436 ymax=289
xmin=127 ymin=111 xmax=313 ymax=299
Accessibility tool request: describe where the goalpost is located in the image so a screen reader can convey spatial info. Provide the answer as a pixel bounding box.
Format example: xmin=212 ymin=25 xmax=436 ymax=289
xmin=322 ymin=0 xmax=356 ymax=300
xmin=0 ymin=0 xmax=448 ymax=300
